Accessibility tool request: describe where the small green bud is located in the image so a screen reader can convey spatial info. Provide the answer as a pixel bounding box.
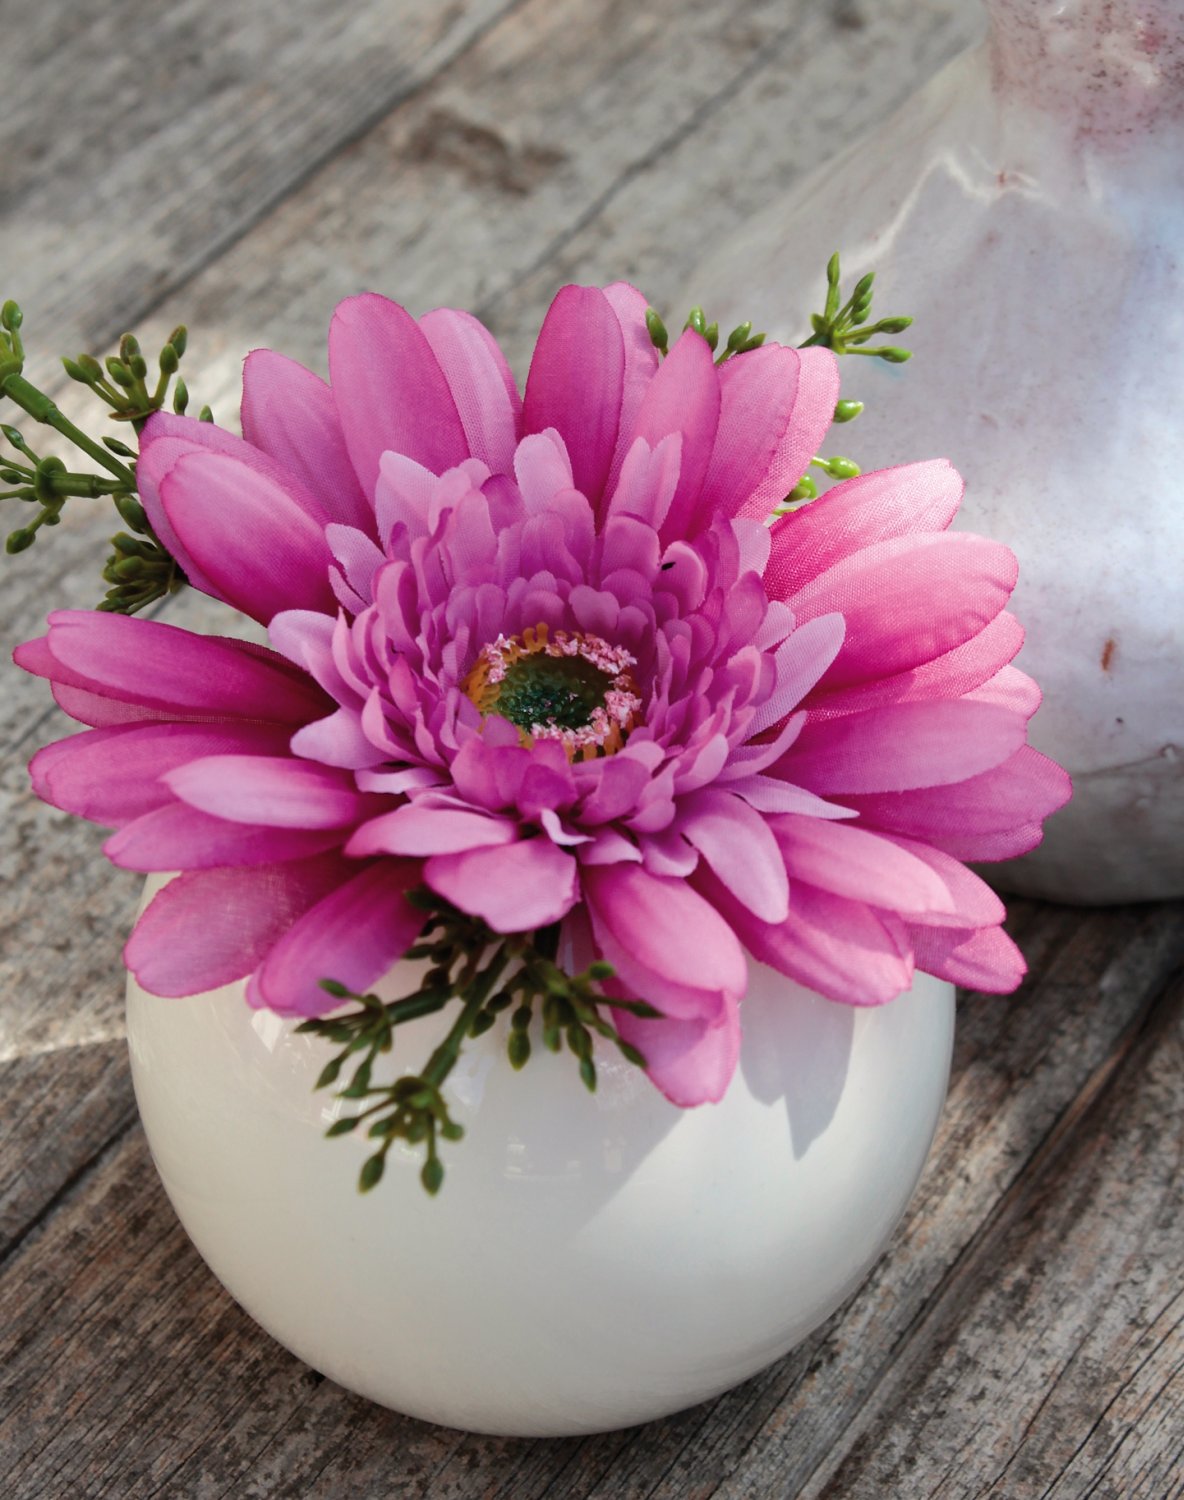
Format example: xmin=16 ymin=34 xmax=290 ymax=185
xmin=833 ymin=399 xmax=864 ymax=424
xmin=159 ymin=343 xmax=179 ymax=376
xmin=851 ymin=298 xmax=873 ymax=324
xmin=786 ymin=475 xmax=818 ymax=504
xmin=852 ymin=271 xmax=875 ymax=302
xmin=172 ymin=377 xmax=189 ymax=415
xmin=114 ymin=494 xmax=150 ymax=533
xmin=61 ymin=357 xmax=90 ymax=383
xmin=359 ymin=1153 xmax=385 ymax=1192
xmin=119 ymin=333 xmax=142 ymax=362
xmin=507 ymin=1029 xmax=531 ymax=1070
xmin=78 ymin=353 xmax=104 ymax=380
xmin=726 ymin=321 xmax=753 ymax=351
xmin=106 ymin=357 xmax=134 ymax=389
xmin=0 ymin=469 xmax=24 ymax=485
xmin=579 ymin=1056 xmax=597 ymax=1092
xmin=879 ymin=347 xmax=912 ymax=364
xmin=826 ymin=252 xmax=841 ymax=287
xmin=168 ymin=326 xmax=188 ymax=358
xmin=810 ymin=312 xmax=828 ymax=336
xmin=129 ymin=354 xmax=149 ymax=382
xmin=6 ymin=528 xmax=35 ymax=553
xmin=421 ymin=1157 xmax=445 ymax=1195
xmin=876 ymin=316 xmax=912 ymax=334
xmin=618 ymin=1041 xmax=646 ymax=1068
xmin=644 ymin=308 xmax=668 ymax=354
xmin=318 ymin=978 xmax=352 ymax=998
xmin=325 ymin=1115 xmax=360 ymax=1136
xmin=685 ymin=306 xmax=707 ymax=337
xmin=704 ymin=321 xmax=719 ymax=352
xmin=587 ymin=960 xmax=614 ymax=981
xmin=468 ymin=1008 xmax=497 ymax=1039
xmin=198 ymin=405 xmax=213 ymax=423
xmin=824 ymin=455 xmax=861 ymax=480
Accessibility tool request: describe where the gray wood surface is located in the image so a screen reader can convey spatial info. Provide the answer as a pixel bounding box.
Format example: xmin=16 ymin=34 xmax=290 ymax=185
xmin=2 ymin=1 xmax=1181 ymax=1495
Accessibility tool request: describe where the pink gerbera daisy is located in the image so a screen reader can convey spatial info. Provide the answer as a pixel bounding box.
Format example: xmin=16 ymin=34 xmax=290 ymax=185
xmin=16 ymin=284 xmax=1070 ymax=1106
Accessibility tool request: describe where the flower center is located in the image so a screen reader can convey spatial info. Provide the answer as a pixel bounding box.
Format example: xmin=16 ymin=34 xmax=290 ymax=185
xmin=461 ymin=623 xmax=641 ymax=759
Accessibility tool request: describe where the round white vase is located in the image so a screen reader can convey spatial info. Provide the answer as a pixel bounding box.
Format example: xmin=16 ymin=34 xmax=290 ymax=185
xmin=127 ymin=905 xmax=954 ymax=1437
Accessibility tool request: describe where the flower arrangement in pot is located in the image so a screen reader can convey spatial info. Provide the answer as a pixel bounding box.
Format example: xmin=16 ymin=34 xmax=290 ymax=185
xmin=1 ymin=265 xmax=1068 ymax=1436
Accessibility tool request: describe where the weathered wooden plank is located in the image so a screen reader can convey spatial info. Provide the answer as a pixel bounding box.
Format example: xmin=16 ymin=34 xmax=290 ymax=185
xmin=794 ymin=974 xmax=1184 ymax=1500
xmin=0 ymin=902 xmax=1178 ymax=1498
xmin=0 ymin=0 xmax=518 ymax=388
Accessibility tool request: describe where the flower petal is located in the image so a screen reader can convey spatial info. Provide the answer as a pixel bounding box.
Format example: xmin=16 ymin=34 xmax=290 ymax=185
xmin=246 ymin=861 xmax=425 ymax=1016
xmin=241 ymin=349 xmax=373 ymax=532
xmin=347 ymin=803 xmax=518 ymax=857
xmin=523 ymin=285 xmax=625 ymax=508
xmin=676 ymin=787 xmax=789 ymax=923
xmin=419 ymin=307 xmax=522 ymax=474
xmin=631 ymin=330 xmax=721 ymax=541
xmin=612 ymin=999 xmax=741 ymax=1106
xmin=125 ymin=857 xmax=350 ymax=996
xmin=424 ymin=838 xmax=579 ymax=932
xmin=105 ymin=803 xmax=345 ymax=870
xmin=329 ymin=293 xmax=468 ymax=494
xmin=164 ymin=755 xmax=374 ymax=828
xmin=582 ymin=862 xmax=746 ymax=1023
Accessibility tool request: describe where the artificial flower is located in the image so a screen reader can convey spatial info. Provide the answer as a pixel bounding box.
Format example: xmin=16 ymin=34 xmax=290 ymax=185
xmin=15 ymin=284 xmax=1070 ymax=1107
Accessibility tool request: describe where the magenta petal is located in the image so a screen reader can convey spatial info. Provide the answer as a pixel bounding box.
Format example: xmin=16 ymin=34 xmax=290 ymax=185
xmin=908 ymin=921 xmax=1026 ymax=993
xmin=424 ymin=839 xmax=579 ymax=932
xmin=32 ymin=612 xmax=329 ymax=724
xmin=602 ymin=281 xmax=661 ymax=495
xmin=241 ymin=349 xmax=373 ymax=533
xmin=290 ymin=708 xmax=382 ymax=769
xmin=247 ymin=861 xmax=425 ymax=1017
xmin=632 ymin=330 xmax=721 ymax=541
xmin=158 ymin=451 xmax=336 ymax=624
xmin=329 ymin=293 xmax=468 ymax=494
xmin=347 ymin=803 xmax=518 ymax=857
xmin=612 ymin=1000 xmax=741 ymax=1106
xmin=676 ymin=788 xmax=789 ymax=923
xmin=29 ymin=721 xmax=292 ymax=827
xmin=105 ymin=803 xmax=345 ymax=870
xmin=703 ymin=871 xmax=914 ymax=1006
xmin=164 ymin=755 xmax=373 ymax=828
xmin=701 ymin=344 xmax=799 ymax=518
xmin=582 ymin=862 xmax=746 ymax=1022
xmin=125 ymin=857 xmax=350 ymax=996
xmin=523 ymin=285 xmax=625 ymax=507
xmin=781 ymin=700 xmax=1029 ymax=794
xmin=786 ymin=533 xmax=1018 ymax=688
xmin=419 ymin=307 xmax=522 ymax=474
xmin=773 ymin=814 xmax=955 ymax=917
xmin=842 ymin=745 xmax=1072 ymax=861
xmin=765 ymin=459 xmax=964 ymax=601
xmin=737 ymin=346 xmax=840 ymax=520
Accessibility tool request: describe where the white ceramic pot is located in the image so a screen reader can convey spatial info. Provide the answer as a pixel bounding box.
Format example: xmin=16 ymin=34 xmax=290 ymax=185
xmin=127 ymin=888 xmax=954 ymax=1437
xmin=684 ymin=0 xmax=1184 ymax=904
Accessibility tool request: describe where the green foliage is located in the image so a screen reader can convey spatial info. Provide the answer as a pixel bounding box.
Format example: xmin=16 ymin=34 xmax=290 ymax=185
xmin=801 ymin=251 xmax=913 ymax=362
xmin=298 ymin=891 xmax=659 ymax=1197
xmin=0 ymin=301 xmax=199 ymax=612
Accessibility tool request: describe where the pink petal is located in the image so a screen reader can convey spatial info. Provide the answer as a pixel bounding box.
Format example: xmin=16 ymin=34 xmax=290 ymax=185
xmin=701 ymin=871 xmax=914 ymax=1006
xmin=773 ymin=814 xmax=955 ymax=917
xmin=764 ymin=459 xmax=964 ymax=601
xmin=612 ymin=999 xmax=741 ymax=1106
xmin=247 ymin=861 xmax=425 ymax=1016
xmin=105 ymin=803 xmax=344 ymax=870
xmin=582 ymin=862 xmax=746 ymax=1023
xmin=164 ymin=755 xmax=374 ymax=828
xmin=676 ymin=788 xmax=789 ymax=923
xmin=523 ymin=285 xmax=625 ymax=507
xmin=908 ymin=922 xmax=1026 ymax=993
xmin=241 ymin=349 xmax=373 ymax=532
xmin=329 ymin=293 xmax=468 ymax=495
xmin=747 ymin=613 xmax=846 ymax=735
xmin=883 ymin=836 xmax=1005 ymax=928
xmin=737 ymin=346 xmax=840 ymax=519
xmin=28 ymin=721 xmax=292 ymax=827
xmin=781 ymin=700 xmax=1029 ymax=794
xmin=419 ymin=307 xmax=522 ymax=474
xmin=125 ymin=856 xmax=350 ymax=996
xmin=786 ymin=533 xmax=1017 ymax=688
xmin=842 ymin=744 xmax=1072 ymax=861
xmin=156 ymin=451 xmax=336 ymax=624
xmin=24 ymin=612 xmax=329 ymax=724
xmin=631 ymin=330 xmax=721 ymax=541
xmin=602 ymin=281 xmax=661 ymax=495
xmin=347 ymin=803 xmax=518 ymax=857
xmin=424 ymin=838 xmax=579 ymax=932
xmin=289 ymin=708 xmax=382 ymax=770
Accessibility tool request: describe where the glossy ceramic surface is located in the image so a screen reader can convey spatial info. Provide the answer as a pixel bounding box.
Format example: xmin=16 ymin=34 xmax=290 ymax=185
xmin=127 ymin=882 xmax=955 ymax=1436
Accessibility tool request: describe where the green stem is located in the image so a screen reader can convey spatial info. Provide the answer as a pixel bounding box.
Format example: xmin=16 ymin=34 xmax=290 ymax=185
xmin=422 ymin=944 xmax=513 ymax=1089
xmin=1 ymin=373 xmax=136 ymax=486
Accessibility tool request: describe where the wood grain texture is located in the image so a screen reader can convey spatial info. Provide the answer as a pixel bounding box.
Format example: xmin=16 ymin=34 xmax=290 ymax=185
xmin=2 ymin=0 xmax=1181 ymax=1494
